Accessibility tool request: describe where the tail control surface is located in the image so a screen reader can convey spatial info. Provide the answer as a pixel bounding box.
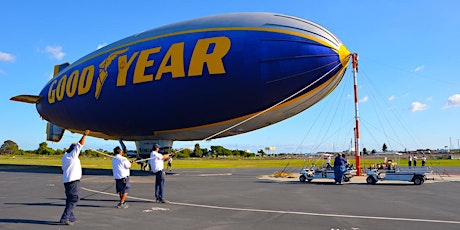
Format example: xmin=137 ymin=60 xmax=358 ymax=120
xmin=46 ymin=122 xmax=65 ymax=142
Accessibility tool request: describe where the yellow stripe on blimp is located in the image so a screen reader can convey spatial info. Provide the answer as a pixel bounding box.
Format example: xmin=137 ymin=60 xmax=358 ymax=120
xmin=71 ymin=27 xmax=341 ymax=68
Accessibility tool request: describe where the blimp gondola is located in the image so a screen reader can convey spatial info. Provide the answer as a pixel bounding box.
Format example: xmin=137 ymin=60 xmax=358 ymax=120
xmin=11 ymin=12 xmax=350 ymax=155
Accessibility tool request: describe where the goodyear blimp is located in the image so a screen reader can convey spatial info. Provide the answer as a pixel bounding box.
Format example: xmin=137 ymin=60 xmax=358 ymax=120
xmin=11 ymin=12 xmax=350 ymax=155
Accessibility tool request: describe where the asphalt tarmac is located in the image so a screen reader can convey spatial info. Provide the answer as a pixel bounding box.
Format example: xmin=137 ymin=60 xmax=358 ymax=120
xmin=1 ymin=164 xmax=459 ymax=230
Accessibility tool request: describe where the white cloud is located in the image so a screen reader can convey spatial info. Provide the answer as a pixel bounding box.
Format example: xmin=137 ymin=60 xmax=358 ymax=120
xmin=97 ymin=43 xmax=108 ymax=49
xmin=388 ymin=95 xmax=395 ymax=101
xmin=409 ymin=102 xmax=427 ymax=112
xmin=45 ymin=45 xmax=65 ymax=60
xmin=359 ymin=95 xmax=369 ymax=103
xmin=443 ymin=94 xmax=460 ymax=109
xmin=0 ymin=51 xmax=15 ymax=62
xmin=411 ymin=65 xmax=424 ymax=72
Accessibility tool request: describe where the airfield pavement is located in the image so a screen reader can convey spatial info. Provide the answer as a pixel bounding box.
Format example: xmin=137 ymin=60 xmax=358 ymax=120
xmin=1 ymin=164 xmax=460 ymax=230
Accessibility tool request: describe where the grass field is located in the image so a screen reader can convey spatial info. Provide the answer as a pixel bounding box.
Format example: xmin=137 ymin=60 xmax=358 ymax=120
xmin=1 ymin=154 xmax=459 ymax=170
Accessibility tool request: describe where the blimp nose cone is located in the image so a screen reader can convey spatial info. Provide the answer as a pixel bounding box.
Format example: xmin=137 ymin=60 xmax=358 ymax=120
xmin=338 ymin=44 xmax=351 ymax=67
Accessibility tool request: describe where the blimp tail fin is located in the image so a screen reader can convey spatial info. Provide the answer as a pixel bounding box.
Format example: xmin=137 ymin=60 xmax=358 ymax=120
xmin=53 ymin=62 xmax=70 ymax=77
xmin=46 ymin=122 xmax=65 ymax=142
xmin=10 ymin=95 xmax=43 ymax=104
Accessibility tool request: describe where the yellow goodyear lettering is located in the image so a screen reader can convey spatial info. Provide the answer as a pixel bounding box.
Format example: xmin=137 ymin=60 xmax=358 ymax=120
xmin=117 ymin=51 xmax=139 ymax=86
xmin=47 ymin=80 xmax=58 ymax=104
xmin=78 ymin=65 xmax=94 ymax=95
xmin=45 ymin=36 xmax=232 ymax=104
xmin=66 ymin=70 xmax=79 ymax=98
xmin=47 ymin=65 xmax=95 ymax=104
xmin=133 ymin=47 xmax=161 ymax=84
xmin=188 ymin=36 xmax=231 ymax=76
xmin=155 ymin=42 xmax=185 ymax=80
xmin=56 ymin=75 xmax=67 ymax=101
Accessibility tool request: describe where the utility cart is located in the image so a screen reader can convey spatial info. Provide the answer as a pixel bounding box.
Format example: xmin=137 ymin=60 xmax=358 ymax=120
xmin=366 ymin=166 xmax=433 ymax=185
xmin=299 ymin=165 xmax=355 ymax=183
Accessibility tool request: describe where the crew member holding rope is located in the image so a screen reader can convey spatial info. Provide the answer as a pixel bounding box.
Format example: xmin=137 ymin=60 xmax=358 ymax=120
xmin=59 ymin=130 xmax=89 ymax=226
xmin=112 ymin=146 xmax=133 ymax=209
xmin=149 ymin=144 xmax=170 ymax=203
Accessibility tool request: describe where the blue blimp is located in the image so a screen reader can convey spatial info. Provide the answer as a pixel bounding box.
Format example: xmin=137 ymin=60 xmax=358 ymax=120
xmin=12 ymin=12 xmax=350 ymax=154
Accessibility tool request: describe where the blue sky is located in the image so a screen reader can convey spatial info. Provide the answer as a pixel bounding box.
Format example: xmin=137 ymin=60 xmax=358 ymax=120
xmin=1 ymin=0 xmax=459 ymax=153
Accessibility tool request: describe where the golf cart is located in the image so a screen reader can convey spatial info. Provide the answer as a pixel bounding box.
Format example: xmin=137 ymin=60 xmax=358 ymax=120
xmin=299 ymin=164 xmax=355 ymax=183
xmin=366 ymin=166 xmax=433 ymax=185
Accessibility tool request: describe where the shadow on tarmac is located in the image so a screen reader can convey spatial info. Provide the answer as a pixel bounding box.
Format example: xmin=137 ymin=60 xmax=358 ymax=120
xmin=0 ymin=164 xmax=153 ymax=176
xmin=0 ymin=219 xmax=62 ymax=226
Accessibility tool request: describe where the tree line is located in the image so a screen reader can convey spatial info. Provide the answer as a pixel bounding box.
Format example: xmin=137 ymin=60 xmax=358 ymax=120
xmin=0 ymin=140 xmax=106 ymax=157
xmin=0 ymin=140 xmax=258 ymax=158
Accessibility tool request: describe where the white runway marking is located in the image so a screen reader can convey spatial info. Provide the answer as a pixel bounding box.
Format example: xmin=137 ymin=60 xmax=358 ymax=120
xmin=142 ymin=207 xmax=170 ymax=212
xmin=198 ymin=173 xmax=232 ymax=176
xmin=82 ymin=187 xmax=460 ymax=225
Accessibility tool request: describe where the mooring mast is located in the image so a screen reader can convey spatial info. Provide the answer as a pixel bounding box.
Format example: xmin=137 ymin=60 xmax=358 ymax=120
xmin=352 ymin=53 xmax=361 ymax=176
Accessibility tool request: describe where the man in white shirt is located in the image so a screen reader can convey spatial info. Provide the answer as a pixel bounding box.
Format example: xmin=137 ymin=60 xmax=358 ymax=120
xmin=112 ymin=146 xmax=132 ymax=208
xmin=149 ymin=144 xmax=170 ymax=203
xmin=326 ymin=154 xmax=332 ymax=169
xmin=59 ymin=130 xmax=89 ymax=226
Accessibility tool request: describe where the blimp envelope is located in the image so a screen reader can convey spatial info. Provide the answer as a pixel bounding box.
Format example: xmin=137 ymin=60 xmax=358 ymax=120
xmin=12 ymin=12 xmax=351 ymax=148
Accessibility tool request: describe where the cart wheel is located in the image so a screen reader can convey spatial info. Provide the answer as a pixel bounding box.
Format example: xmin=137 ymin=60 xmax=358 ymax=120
xmin=343 ymin=177 xmax=350 ymax=182
xmin=413 ymin=175 xmax=424 ymax=185
xmin=307 ymin=179 xmax=312 ymax=182
xmin=299 ymin=175 xmax=306 ymax=182
xmin=366 ymin=176 xmax=376 ymax=185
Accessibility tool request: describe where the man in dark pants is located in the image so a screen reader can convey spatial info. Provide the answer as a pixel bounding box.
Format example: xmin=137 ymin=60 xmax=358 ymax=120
xmin=333 ymin=153 xmax=346 ymax=184
xmin=149 ymin=144 xmax=170 ymax=203
xmin=59 ymin=130 xmax=89 ymax=225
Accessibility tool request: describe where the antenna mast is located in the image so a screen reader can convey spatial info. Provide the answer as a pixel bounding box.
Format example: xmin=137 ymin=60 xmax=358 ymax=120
xmin=352 ymin=53 xmax=361 ymax=176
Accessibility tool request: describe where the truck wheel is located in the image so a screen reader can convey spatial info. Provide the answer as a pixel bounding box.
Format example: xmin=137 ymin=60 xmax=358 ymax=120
xmin=413 ymin=175 xmax=424 ymax=185
xmin=366 ymin=176 xmax=376 ymax=185
xmin=299 ymin=175 xmax=306 ymax=182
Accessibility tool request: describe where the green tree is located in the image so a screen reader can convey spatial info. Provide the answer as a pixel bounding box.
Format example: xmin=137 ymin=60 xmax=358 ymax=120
xmin=201 ymin=147 xmax=209 ymax=157
xmin=177 ymin=148 xmax=192 ymax=158
xmin=36 ymin=142 xmax=55 ymax=155
xmin=0 ymin=140 xmax=19 ymax=154
xmin=210 ymin=146 xmax=222 ymax=158
xmin=363 ymin=147 xmax=368 ymax=155
xmin=192 ymin=143 xmax=203 ymax=157
xmin=257 ymin=149 xmax=266 ymax=157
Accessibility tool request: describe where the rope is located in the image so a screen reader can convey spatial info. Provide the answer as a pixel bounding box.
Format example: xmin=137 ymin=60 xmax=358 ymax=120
xmin=202 ymin=60 xmax=346 ymax=142
xmin=83 ymin=145 xmax=115 ymax=159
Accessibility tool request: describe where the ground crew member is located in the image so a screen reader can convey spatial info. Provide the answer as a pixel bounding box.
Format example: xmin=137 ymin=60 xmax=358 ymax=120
xmin=59 ymin=130 xmax=89 ymax=225
xmin=149 ymin=144 xmax=170 ymax=203
xmin=112 ymin=146 xmax=132 ymax=208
